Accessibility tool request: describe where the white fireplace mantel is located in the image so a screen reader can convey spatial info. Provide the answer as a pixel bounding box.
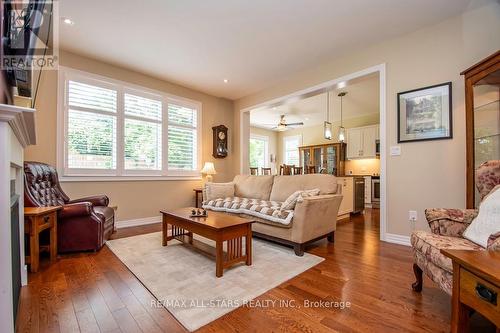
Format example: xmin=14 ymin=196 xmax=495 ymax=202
xmin=0 ymin=103 xmax=36 ymax=147
xmin=0 ymin=102 xmax=36 ymax=333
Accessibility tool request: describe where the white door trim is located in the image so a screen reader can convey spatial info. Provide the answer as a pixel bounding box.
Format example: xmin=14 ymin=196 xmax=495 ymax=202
xmin=238 ymin=63 xmax=388 ymax=242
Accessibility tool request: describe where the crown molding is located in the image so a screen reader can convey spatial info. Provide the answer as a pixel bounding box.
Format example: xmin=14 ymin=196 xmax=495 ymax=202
xmin=0 ymin=103 xmax=36 ymax=147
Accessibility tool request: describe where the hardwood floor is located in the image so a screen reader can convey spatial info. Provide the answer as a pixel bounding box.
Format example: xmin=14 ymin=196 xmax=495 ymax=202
xmin=16 ymin=209 xmax=494 ymax=332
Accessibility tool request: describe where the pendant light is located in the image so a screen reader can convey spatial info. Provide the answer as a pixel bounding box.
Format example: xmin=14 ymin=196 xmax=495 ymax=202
xmin=338 ymin=92 xmax=347 ymax=142
xmin=323 ymin=91 xmax=332 ymax=140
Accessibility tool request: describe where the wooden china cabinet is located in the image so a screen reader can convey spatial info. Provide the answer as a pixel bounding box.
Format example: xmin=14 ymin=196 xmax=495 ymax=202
xmin=299 ymin=143 xmax=346 ymax=176
xmin=461 ymin=51 xmax=500 ymax=208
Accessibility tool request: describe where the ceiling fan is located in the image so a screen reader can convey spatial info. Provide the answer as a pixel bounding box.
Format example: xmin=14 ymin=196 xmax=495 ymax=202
xmin=270 ymin=115 xmax=304 ymax=131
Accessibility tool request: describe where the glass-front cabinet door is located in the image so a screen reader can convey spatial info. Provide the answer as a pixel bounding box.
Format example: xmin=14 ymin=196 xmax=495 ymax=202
xmin=325 ymin=145 xmax=337 ymax=175
xmin=313 ymin=147 xmax=322 ymax=173
xmin=301 ymin=148 xmax=311 ymax=168
xmin=473 ymin=80 xmax=499 ymax=206
xmin=462 ymin=51 xmax=500 ymax=208
xmin=299 ymin=143 xmax=345 ymax=176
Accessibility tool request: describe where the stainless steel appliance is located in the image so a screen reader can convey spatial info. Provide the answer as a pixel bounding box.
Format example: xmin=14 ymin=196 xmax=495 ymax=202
xmin=353 ymin=177 xmax=365 ymax=214
xmin=375 ymin=140 xmax=380 ymax=156
xmin=371 ymin=176 xmax=380 ymax=208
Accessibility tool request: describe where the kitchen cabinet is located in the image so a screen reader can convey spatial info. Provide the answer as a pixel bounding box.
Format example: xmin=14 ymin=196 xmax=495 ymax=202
xmin=299 ymin=143 xmax=346 ymax=176
xmin=337 ymin=177 xmax=354 ymax=217
xmin=346 ymin=125 xmax=379 ymax=159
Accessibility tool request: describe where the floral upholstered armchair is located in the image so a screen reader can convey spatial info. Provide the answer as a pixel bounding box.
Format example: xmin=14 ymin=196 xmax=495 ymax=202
xmin=410 ymin=160 xmax=500 ymax=295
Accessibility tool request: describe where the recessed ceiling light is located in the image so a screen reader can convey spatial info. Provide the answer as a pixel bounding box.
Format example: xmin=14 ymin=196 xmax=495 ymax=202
xmin=305 ymin=117 xmax=309 ymax=120
xmin=62 ymin=17 xmax=75 ymax=25
xmin=272 ymin=107 xmax=277 ymax=110
xmin=223 ymin=79 xmax=228 ymax=83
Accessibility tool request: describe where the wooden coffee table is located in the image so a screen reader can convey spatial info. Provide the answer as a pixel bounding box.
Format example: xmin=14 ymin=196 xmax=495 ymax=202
xmin=160 ymin=207 xmax=254 ymax=277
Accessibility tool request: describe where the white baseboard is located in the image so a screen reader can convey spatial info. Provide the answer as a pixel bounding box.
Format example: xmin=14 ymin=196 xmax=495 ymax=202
xmin=384 ymin=233 xmax=411 ymax=246
xmin=115 ymin=215 xmax=162 ymax=229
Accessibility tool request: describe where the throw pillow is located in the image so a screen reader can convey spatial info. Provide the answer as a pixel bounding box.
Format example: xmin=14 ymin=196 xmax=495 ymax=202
xmin=463 ymin=185 xmax=500 ymax=248
xmin=297 ymin=188 xmax=321 ymax=202
xmin=281 ymin=188 xmax=321 ymax=210
xmin=281 ymin=190 xmax=304 ymax=210
xmin=203 ymin=182 xmax=235 ymax=202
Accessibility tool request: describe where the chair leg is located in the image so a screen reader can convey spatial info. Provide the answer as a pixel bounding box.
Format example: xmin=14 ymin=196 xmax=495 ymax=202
xmin=293 ymin=243 xmax=305 ymax=256
xmin=327 ymin=231 xmax=335 ymax=243
xmin=412 ymin=263 xmax=423 ymax=292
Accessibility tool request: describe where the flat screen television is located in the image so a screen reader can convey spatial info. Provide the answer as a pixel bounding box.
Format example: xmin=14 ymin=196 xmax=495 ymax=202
xmin=1 ymin=0 xmax=54 ymax=107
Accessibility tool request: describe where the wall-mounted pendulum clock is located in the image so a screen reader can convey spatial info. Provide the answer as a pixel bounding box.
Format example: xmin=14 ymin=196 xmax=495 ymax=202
xmin=212 ymin=125 xmax=228 ymax=158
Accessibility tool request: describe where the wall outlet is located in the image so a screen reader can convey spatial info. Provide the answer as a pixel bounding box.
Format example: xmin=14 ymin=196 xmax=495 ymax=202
xmin=409 ymin=210 xmax=417 ymax=222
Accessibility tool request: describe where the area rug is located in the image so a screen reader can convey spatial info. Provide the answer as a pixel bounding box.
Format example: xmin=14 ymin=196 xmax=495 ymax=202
xmin=106 ymin=232 xmax=324 ymax=332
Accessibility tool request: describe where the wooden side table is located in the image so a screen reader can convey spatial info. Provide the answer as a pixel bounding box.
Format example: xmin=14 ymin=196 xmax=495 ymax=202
xmin=193 ymin=188 xmax=203 ymax=208
xmin=24 ymin=206 xmax=62 ymax=273
xmin=442 ymin=249 xmax=500 ymax=333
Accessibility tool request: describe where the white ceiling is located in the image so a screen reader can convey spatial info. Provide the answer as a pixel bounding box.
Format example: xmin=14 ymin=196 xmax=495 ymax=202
xmin=59 ymin=0 xmax=488 ymax=100
xmin=250 ymin=74 xmax=379 ymax=130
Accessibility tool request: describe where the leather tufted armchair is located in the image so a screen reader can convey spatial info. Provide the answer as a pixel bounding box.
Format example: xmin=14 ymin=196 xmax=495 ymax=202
xmin=24 ymin=161 xmax=115 ymax=252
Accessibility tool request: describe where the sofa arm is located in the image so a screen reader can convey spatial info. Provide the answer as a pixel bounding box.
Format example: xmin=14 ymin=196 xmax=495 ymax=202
xmin=290 ymin=194 xmax=343 ymax=244
xmin=69 ymin=195 xmax=109 ymax=207
xmin=425 ymin=208 xmax=478 ymax=237
xmin=59 ymin=202 xmax=92 ymax=219
xmin=487 ymin=232 xmax=500 ymax=251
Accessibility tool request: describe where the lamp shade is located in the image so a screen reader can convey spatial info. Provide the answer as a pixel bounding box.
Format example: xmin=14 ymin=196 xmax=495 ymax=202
xmin=324 ymin=121 xmax=332 ymax=140
xmin=201 ymin=162 xmax=217 ymax=175
xmin=338 ymin=126 xmax=346 ymax=142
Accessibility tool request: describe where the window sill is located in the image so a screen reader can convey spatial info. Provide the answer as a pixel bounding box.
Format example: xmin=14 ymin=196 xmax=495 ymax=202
xmin=59 ymin=175 xmax=203 ymax=182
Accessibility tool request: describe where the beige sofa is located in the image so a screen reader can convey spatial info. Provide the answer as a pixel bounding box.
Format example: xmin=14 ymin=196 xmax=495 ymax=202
xmin=203 ymin=174 xmax=343 ymax=256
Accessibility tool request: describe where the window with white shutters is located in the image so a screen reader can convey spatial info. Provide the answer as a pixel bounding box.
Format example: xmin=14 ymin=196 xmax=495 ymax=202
xmin=124 ymin=93 xmax=162 ymax=171
xmin=168 ymin=103 xmax=198 ymax=171
xmin=67 ymin=81 xmax=117 ymax=170
xmin=284 ymin=135 xmax=301 ymax=165
xmin=60 ymin=68 xmax=202 ymax=179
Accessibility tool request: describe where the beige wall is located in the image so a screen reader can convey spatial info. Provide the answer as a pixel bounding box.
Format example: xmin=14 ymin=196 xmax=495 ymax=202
xmin=234 ymin=3 xmax=500 ymax=237
xmin=25 ymin=50 xmax=235 ymax=221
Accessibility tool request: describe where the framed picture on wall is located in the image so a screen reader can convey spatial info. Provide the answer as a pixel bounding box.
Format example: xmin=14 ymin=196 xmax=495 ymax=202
xmin=397 ymin=82 xmax=452 ymax=143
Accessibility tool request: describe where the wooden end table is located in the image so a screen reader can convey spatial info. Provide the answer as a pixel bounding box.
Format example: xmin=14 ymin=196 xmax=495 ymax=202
xmin=24 ymin=206 xmax=62 ymax=273
xmin=161 ymin=207 xmax=254 ymax=277
xmin=193 ymin=188 xmax=203 ymax=208
xmin=441 ymin=249 xmax=500 ymax=333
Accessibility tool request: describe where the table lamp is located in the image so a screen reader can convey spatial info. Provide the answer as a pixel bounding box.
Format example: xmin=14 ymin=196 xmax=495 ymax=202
xmin=201 ymin=162 xmax=217 ymax=182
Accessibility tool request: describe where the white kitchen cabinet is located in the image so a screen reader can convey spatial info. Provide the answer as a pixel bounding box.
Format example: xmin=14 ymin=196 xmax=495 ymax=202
xmin=346 ymin=127 xmax=363 ymax=160
xmin=346 ymin=125 xmax=379 ymax=159
xmin=337 ymin=177 xmax=354 ymax=217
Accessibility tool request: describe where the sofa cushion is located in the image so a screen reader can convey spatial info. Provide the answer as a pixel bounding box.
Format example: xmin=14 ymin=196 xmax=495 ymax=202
xmin=411 ymin=230 xmax=483 ymax=273
xmin=203 ymin=182 xmax=234 ymax=202
xmin=203 ymin=197 xmax=294 ymax=225
xmin=269 ymin=174 xmax=338 ymax=202
xmin=233 ymin=175 xmax=274 ymax=200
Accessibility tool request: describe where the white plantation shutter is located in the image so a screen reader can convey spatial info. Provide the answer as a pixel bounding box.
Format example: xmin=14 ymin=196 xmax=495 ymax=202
xmin=67 ymin=80 xmax=118 ymax=170
xmin=68 ymin=81 xmax=117 ymax=113
xmin=61 ymin=68 xmax=201 ymax=177
xmin=168 ymin=103 xmax=198 ymax=170
xmin=284 ymin=136 xmax=300 ymax=165
xmin=124 ymin=93 xmax=162 ymax=170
